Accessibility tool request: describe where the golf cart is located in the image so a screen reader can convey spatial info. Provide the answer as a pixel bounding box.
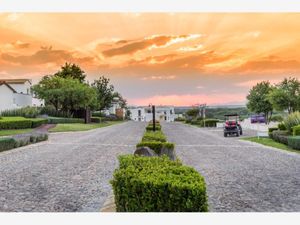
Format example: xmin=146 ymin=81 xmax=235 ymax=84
xmin=223 ymin=114 xmax=243 ymax=137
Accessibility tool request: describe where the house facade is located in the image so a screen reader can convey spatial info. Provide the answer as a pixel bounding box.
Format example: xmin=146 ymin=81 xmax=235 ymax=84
xmin=129 ymin=106 xmax=175 ymax=122
xmin=0 ymin=79 xmax=43 ymax=112
xmin=102 ymin=97 xmax=125 ymax=119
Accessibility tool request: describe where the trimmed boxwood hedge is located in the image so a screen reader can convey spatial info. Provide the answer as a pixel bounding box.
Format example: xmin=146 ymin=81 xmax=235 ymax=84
xmin=0 ymin=117 xmax=32 ymax=129
xmin=31 ymin=118 xmax=48 ymax=128
xmin=0 ymin=138 xmax=16 ymax=152
xmin=287 ymin=136 xmax=300 ymax=150
xmin=136 ymin=141 xmax=174 ymax=155
xmin=47 ymin=117 xmax=84 ymax=124
xmin=146 ymin=124 xmax=161 ymax=131
xmin=111 ymin=155 xmax=208 ymax=212
xmin=142 ymin=131 xmax=167 ymax=143
xmin=271 ymin=130 xmax=289 ymax=145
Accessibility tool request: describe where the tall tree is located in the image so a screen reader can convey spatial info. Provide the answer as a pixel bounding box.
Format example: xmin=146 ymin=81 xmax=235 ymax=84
xmin=246 ymin=81 xmax=273 ymax=123
xmin=92 ymin=76 xmax=115 ymax=111
xmin=54 ymin=62 xmax=86 ymax=83
xmin=113 ymin=92 xmax=127 ymax=109
xmin=268 ymin=77 xmax=300 ymax=114
xmin=32 ymin=76 xmax=97 ymax=115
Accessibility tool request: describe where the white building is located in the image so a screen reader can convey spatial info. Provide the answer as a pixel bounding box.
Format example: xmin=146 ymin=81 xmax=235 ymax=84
xmin=129 ymin=106 xmax=175 ymax=122
xmin=102 ymin=97 xmax=125 ymax=118
xmin=0 ymin=79 xmax=43 ymax=112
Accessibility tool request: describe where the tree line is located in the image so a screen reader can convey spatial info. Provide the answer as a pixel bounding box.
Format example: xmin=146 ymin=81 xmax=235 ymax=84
xmin=246 ymin=77 xmax=300 ymax=123
xmin=32 ymin=63 xmax=127 ymax=117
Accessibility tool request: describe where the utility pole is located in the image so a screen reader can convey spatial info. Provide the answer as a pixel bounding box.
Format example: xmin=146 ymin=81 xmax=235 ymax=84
xmin=152 ymin=105 xmax=156 ymax=131
xmin=198 ymin=103 xmax=207 ymax=127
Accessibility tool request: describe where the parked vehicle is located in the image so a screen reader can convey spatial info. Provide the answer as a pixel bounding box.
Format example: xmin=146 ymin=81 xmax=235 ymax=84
xmin=250 ymin=114 xmax=266 ymax=123
xmin=224 ymin=114 xmax=243 ymax=137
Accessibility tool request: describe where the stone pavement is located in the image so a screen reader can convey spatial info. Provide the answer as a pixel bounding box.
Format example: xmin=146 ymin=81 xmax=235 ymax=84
xmin=0 ymin=121 xmax=145 ymax=212
xmin=163 ymin=122 xmax=300 ymax=212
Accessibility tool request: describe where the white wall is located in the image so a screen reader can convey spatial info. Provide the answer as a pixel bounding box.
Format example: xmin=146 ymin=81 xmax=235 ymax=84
xmin=129 ymin=107 xmax=175 ymax=122
xmin=14 ymin=93 xmax=32 ymax=108
xmin=9 ymin=81 xmax=31 ymax=95
xmin=0 ymin=85 xmax=16 ymax=112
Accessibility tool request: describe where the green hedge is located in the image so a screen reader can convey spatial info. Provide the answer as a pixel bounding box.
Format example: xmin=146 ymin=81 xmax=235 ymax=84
xmin=271 ymin=130 xmax=289 ymax=145
xmin=146 ymin=124 xmax=161 ymax=131
xmin=0 ymin=133 xmax=48 ymax=152
xmin=278 ymin=123 xmax=286 ymax=131
xmin=47 ymin=117 xmax=84 ymax=124
xmin=136 ymin=141 xmax=174 ymax=155
xmin=0 ymin=138 xmax=16 ymax=152
xmin=287 ymin=136 xmax=300 ymax=150
xmin=0 ymin=117 xmax=33 ymax=129
xmin=200 ymin=119 xmax=219 ymax=127
xmin=293 ymin=125 xmax=300 ymax=136
xmin=142 ymin=131 xmax=167 ymax=143
xmin=31 ymin=118 xmax=48 ymax=128
xmin=91 ymin=117 xmax=101 ymax=123
xmin=111 ymin=155 xmax=208 ymax=212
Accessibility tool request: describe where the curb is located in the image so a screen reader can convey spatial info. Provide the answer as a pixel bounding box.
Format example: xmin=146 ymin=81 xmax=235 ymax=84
xmin=100 ymin=193 xmax=116 ymax=212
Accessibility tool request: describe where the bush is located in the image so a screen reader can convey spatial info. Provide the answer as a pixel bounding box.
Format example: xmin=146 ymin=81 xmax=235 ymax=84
xmin=0 ymin=138 xmax=16 ymax=152
xmin=31 ymin=118 xmax=48 ymax=128
xmin=0 ymin=117 xmax=33 ymax=129
xmin=136 ymin=141 xmax=174 ymax=155
xmin=111 ymin=155 xmax=208 ymax=212
xmin=268 ymin=127 xmax=279 ymax=134
xmin=146 ymin=124 xmax=161 ymax=131
xmin=278 ymin=122 xmax=286 ymax=131
xmin=47 ymin=117 xmax=84 ymax=124
xmin=0 ymin=106 xmax=40 ymax=118
xmin=287 ymin=136 xmax=300 ymax=150
xmin=270 ymin=114 xmax=283 ymax=122
xmin=174 ymin=117 xmax=185 ymax=122
xmin=292 ymin=125 xmax=300 ymax=136
xmin=142 ymin=131 xmax=167 ymax=143
xmin=92 ymin=111 xmax=106 ymax=117
xmin=40 ymin=105 xmax=73 ymax=118
xmin=283 ymin=111 xmax=300 ymax=132
xmin=91 ymin=117 xmax=102 ymax=123
xmin=271 ymin=130 xmax=289 ymax=145
xmin=199 ymin=119 xmax=219 ymax=127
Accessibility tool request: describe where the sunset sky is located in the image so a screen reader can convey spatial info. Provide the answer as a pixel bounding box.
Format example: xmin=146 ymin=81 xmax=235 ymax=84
xmin=1 ymin=13 xmax=300 ymax=106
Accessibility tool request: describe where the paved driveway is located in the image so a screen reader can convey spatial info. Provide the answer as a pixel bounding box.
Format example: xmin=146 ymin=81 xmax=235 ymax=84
xmin=0 ymin=121 xmax=145 ymax=212
xmin=163 ymin=122 xmax=300 ymax=212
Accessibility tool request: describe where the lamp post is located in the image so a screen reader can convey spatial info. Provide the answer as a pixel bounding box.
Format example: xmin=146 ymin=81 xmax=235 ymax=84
xmin=152 ymin=105 xmax=156 ymax=131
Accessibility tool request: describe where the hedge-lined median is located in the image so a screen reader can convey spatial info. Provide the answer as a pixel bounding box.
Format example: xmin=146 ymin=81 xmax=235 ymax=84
xmin=0 ymin=132 xmax=48 ymax=153
xmin=0 ymin=117 xmax=48 ymax=130
xmin=111 ymin=155 xmax=208 ymax=212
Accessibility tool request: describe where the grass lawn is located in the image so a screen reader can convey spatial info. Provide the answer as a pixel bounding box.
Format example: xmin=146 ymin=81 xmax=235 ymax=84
xmin=0 ymin=128 xmax=33 ymax=137
xmin=49 ymin=121 xmax=123 ymax=132
xmin=241 ymin=137 xmax=299 ymax=154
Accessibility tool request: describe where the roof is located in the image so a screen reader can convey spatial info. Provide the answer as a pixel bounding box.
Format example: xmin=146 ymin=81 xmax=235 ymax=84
xmin=0 ymin=79 xmax=32 ymax=85
xmin=0 ymin=81 xmax=17 ymax=93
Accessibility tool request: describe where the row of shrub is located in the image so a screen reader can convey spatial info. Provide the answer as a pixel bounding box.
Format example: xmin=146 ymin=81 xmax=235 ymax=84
xmin=0 ymin=117 xmax=48 ymax=130
xmin=111 ymin=155 xmax=208 ymax=212
xmin=138 ymin=120 xmax=174 ymax=158
xmin=268 ymin=111 xmax=300 ymax=150
xmin=0 ymin=106 xmax=73 ymax=119
xmin=47 ymin=117 xmax=84 ymax=124
xmin=0 ymin=132 xmax=48 ymax=152
xmin=111 ymin=120 xmax=208 ymax=212
xmin=185 ymin=118 xmax=219 ymax=127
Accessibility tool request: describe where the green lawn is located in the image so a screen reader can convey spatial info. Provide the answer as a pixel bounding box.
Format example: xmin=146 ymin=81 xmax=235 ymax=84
xmin=49 ymin=121 xmax=123 ymax=132
xmin=241 ymin=137 xmax=299 ymax=153
xmin=0 ymin=128 xmax=33 ymax=137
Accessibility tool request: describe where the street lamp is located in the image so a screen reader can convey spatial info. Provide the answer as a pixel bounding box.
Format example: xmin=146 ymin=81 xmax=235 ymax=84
xmin=149 ymin=103 xmax=156 ymax=131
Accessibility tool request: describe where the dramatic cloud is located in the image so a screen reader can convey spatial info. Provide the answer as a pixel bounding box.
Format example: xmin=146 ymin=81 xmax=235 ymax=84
xmin=141 ymin=75 xmax=176 ymax=81
xmin=102 ymin=34 xmax=201 ymax=57
xmin=1 ymin=48 xmax=94 ymax=66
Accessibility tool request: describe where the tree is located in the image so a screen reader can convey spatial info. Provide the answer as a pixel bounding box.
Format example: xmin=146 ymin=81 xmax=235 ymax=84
xmin=113 ymin=92 xmax=127 ymax=109
xmin=185 ymin=108 xmax=200 ymax=118
xmin=32 ymin=76 xmax=97 ymax=115
xmin=92 ymin=76 xmax=115 ymax=111
xmin=246 ymin=81 xmax=273 ymax=123
xmin=54 ymin=62 xmax=86 ymax=83
xmin=268 ymin=77 xmax=300 ymax=114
